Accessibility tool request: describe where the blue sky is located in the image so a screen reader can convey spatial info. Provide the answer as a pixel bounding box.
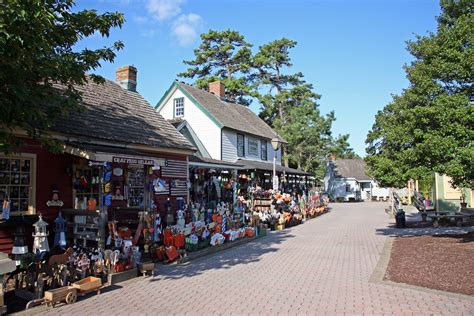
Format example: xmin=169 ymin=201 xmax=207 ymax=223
xmin=76 ymin=0 xmax=440 ymax=156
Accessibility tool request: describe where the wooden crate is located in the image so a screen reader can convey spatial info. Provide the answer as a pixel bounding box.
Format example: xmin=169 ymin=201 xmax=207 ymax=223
xmin=72 ymin=276 xmax=102 ymax=292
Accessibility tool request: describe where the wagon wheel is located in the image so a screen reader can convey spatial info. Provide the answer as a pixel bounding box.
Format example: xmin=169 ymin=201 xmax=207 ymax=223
xmin=65 ymin=291 xmax=77 ymax=304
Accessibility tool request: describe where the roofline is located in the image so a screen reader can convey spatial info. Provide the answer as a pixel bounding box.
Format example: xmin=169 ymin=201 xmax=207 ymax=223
xmin=223 ymin=126 xmax=278 ymax=142
xmin=52 ymin=133 xmax=195 ymax=156
xmin=155 ymin=81 xmax=224 ymax=129
xmin=176 ymin=120 xmax=211 ymax=158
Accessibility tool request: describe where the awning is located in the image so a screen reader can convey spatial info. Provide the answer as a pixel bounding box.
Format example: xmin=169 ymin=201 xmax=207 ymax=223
xmin=189 ymin=155 xmax=243 ymax=169
xmin=63 ymin=142 xmax=167 ymax=166
xmin=237 ymin=159 xmax=312 ymax=176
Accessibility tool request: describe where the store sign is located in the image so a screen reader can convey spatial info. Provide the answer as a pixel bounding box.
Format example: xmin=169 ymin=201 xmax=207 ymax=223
xmin=112 ymin=156 xmax=154 ymax=165
xmin=273 ymin=175 xmax=279 ymax=191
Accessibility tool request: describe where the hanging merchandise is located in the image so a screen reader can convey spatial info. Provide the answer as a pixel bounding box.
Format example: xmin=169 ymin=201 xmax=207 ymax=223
xmin=2 ymin=196 xmax=10 ymax=221
xmin=153 ymin=178 xmax=167 ymax=193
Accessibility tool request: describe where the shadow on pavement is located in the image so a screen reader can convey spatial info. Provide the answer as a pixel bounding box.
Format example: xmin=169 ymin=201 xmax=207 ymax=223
xmin=150 ymin=229 xmax=295 ymax=281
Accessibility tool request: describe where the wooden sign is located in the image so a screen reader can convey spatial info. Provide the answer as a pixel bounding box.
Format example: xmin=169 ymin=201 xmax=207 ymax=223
xmin=112 ymin=157 xmax=154 ymax=165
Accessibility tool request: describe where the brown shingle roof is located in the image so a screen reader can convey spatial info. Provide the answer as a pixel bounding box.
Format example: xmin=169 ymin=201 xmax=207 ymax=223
xmin=53 ymin=79 xmax=194 ymax=151
xmin=332 ymin=159 xmax=371 ymax=181
xmin=177 ymin=82 xmax=281 ymax=140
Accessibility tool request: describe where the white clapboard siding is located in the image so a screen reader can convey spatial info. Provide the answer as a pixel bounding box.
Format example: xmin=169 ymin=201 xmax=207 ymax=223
xmin=221 ymin=128 xmax=282 ymax=164
xmin=157 ymin=88 xmax=221 ymax=159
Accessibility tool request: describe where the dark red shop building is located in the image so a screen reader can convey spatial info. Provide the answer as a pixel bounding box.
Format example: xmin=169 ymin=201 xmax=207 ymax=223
xmin=0 ymin=66 xmax=194 ymax=253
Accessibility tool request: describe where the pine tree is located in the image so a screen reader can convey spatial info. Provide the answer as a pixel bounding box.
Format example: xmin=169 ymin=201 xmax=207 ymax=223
xmin=178 ymin=29 xmax=254 ymax=106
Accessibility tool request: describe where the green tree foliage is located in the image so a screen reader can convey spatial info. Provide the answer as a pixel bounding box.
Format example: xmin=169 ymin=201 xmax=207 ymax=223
xmin=0 ymin=0 xmax=124 ymax=153
xmin=179 ymin=30 xmax=359 ymax=177
xmin=329 ymin=134 xmax=360 ymax=159
xmin=252 ymin=38 xmax=304 ymax=123
xmin=178 ymin=30 xmax=253 ymax=106
xmin=366 ymin=0 xmax=473 ymax=188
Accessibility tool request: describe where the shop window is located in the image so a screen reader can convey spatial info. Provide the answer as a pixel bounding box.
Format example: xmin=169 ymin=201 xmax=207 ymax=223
xmin=261 ymin=140 xmax=267 ymax=160
xmin=127 ymin=165 xmax=145 ymax=208
xmin=73 ymin=161 xmax=100 ymax=210
xmin=174 ymin=97 xmax=184 ymax=117
xmin=0 ymin=156 xmax=35 ymax=214
xmin=248 ymin=139 xmax=258 ymax=156
xmin=237 ymin=134 xmax=245 ymax=157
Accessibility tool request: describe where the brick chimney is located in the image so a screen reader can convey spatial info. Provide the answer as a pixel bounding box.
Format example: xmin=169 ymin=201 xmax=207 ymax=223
xmin=116 ymin=65 xmax=137 ymax=92
xmin=208 ymin=80 xmax=225 ymax=97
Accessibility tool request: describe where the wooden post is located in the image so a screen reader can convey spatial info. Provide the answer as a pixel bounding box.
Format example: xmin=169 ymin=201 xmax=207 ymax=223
xmin=407 ymin=180 xmax=412 ymax=205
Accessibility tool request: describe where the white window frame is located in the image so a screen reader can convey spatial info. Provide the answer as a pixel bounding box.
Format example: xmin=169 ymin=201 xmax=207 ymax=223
xmin=174 ymin=97 xmax=184 ymax=117
xmin=0 ymin=153 xmax=37 ymax=215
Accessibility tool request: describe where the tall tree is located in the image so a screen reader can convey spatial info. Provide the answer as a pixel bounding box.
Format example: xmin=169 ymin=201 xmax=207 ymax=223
xmin=252 ymin=38 xmax=304 ymax=124
xmin=366 ymin=0 xmax=473 ymax=188
xmin=273 ymin=82 xmax=336 ymax=178
xmin=0 ymin=0 xmax=124 ymax=153
xmin=330 ymin=134 xmax=359 ymax=159
xmin=178 ymin=29 xmax=253 ymax=105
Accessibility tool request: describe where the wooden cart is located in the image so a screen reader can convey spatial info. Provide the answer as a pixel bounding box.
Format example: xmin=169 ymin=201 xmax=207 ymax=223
xmin=43 ymin=277 xmax=102 ymax=307
xmin=44 ymin=287 xmax=78 ymax=307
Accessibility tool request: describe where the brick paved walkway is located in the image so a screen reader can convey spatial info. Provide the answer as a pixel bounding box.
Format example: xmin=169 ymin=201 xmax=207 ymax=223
xmin=40 ymin=202 xmax=474 ymax=315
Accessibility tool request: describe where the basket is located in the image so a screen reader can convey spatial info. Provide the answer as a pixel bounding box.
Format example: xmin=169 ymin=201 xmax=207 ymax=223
xmin=198 ymin=239 xmax=210 ymax=249
xmin=185 ymin=243 xmax=198 ymax=252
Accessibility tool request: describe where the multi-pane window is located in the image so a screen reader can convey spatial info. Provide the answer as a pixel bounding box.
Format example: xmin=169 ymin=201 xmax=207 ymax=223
xmin=261 ymin=140 xmax=267 ymax=161
xmin=248 ymin=139 xmax=258 ymax=156
xmin=174 ymin=97 xmax=184 ymax=117
xmin=237 ymin=134 xmax=245 ymax=157
xmin=0 ymin=157 xmax=33 ymax=214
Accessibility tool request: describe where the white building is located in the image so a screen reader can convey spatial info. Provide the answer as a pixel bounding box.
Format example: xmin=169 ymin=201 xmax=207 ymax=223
xmin=324 ymin=159 xmax=388 ymax=201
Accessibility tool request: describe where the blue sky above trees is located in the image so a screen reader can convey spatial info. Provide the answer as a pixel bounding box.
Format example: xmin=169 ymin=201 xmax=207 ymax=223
xmin=76 ymin=0 xmax=440 ymax=156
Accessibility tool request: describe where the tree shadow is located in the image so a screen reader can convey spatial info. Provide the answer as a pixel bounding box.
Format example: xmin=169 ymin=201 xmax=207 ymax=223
xmin=149 ymin=230 xmax=295 ymax=282
xmin=375 ymin=224 xmax=474 ymax=237
xmin=432 ymin=231 xmax=474 ymax=243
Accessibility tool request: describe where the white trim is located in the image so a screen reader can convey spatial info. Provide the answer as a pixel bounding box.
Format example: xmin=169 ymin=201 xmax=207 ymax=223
xmin=0 ymin=153 xmax=37 ymax=215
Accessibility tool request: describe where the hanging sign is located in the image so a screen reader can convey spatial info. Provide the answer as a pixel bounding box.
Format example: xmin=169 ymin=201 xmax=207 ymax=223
xmin=112 ymin=156 xmax=154 ymax=165
xmin=273 ymin=175 xmax=279 ymax=191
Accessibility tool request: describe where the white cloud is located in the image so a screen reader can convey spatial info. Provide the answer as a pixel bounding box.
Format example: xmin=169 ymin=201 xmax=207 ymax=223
xmin=133 ymin=15 xmax=149 ymax=25
xmin=171 ymin=13 xmax=203 ymax=46
xmin=146 ymin=0 xmax=185 ymax=21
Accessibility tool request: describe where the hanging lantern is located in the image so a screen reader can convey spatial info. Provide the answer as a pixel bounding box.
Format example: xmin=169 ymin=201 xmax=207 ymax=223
xmin=32 ymin=214 xmax=49 ymax=254
xmin=53 ymin=212 xmax=67 ymax=249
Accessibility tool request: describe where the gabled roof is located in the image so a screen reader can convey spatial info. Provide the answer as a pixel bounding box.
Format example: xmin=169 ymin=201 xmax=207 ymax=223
xmin=157 ymin=81 xmax=282 ymax=141
xmin=169 ymin=119 xmax=210 ymax=158
xmin=331 ymin=159 xmax=371 ymax=181
xmin=53 ymin=78 xmax=194 ymax=152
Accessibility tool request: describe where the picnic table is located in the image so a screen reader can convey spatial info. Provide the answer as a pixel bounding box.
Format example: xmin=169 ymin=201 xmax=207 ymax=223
xmin=427 ymin=208 xmax=474 ymax=227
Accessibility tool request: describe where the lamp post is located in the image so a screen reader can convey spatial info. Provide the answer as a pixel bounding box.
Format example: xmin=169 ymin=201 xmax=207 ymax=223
xmin=271 ymin=138 xmax=282 ymax=191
